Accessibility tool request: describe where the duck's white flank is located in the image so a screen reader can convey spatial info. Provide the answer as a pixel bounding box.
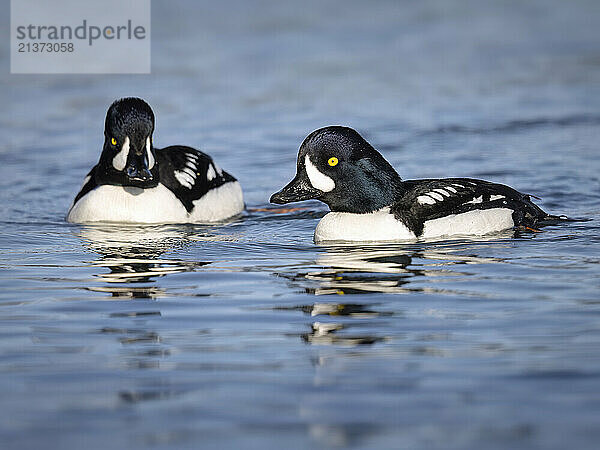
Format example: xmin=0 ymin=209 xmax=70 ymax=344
xmin=421 ymin=208 xmax=513 ymax=238
xmin=66 ymin=181 xmax=243 ymax=224
xmin=190 ymin=181 xmax=244 ymax=222
xmin=314 ymin=207 xmax=514 ymax=243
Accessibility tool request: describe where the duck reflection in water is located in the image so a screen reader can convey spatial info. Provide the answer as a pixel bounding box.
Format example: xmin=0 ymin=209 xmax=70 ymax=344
xmin=275 ymin=238 xmax=511 ymax=346
xmin=76 ymin=224 xmax=210 ymax=298
xmin=276 ymin=301 xmax=389 ymax=346
xmin=279 ymin=237 xmax=511 ymax=296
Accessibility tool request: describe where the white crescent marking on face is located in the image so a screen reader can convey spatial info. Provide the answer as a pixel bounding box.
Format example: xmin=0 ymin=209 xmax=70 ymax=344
xmin=305 ymin=154 xmax=335 ymax=192
xmin=112 ymin=136 xmax=130 ymax=171
xmin=146 ymin=137 xmax=154 ymax=169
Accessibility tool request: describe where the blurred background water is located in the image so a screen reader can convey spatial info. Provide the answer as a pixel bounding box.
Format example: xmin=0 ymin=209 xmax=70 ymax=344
xmin=1 ymin=0 xmax=600 ymax=448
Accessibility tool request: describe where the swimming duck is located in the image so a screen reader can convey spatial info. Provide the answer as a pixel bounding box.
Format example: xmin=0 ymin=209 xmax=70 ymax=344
xmin=67 ymin=97 xmax=244 ymax=223
xmin=271 ymin=126 xmax=562 ymax=242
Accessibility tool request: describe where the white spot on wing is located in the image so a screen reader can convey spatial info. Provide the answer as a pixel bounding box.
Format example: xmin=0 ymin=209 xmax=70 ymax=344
xmin=112 ymin=136 xmax=130 ymax=171
xmin=490 ymin=195 xmax=505 ymax=201
xmin=466 ymin=196 xmax=483 ymax=204
xmin=206 ymin=164 xmax=216 ymax=181
xmin=174 ymin=171 xmax=194 ymax=189
xmin=184 ymin=153 xmax=198 ymax=170
xmin=428 ymin=192 xmax=444 ymax=201
xmin=434 ymin=188 xmax=450 ymax=197
xmin=173 ymin=152 xmax=200 ymax=189
xmin=446 ymin=186 xmax=457 ymax=193
xmin=305 ymin=154 xmax=335 ymax=192
xmin=417 ymin=195 xmax=436 ymax=205
xmin=182 ymin=167 xmax=196 ymax=178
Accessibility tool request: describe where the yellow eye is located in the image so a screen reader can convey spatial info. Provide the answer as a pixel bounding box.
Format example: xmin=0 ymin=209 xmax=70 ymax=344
xmin=111 ymin=137 xmax=117 ymax=146
xmin=328 ymin=157 xmax=338 ymax=167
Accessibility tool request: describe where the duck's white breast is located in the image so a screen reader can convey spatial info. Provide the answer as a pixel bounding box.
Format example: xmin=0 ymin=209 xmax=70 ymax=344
xmin=67 ymin=181 xmax=243 ymax=224
xmin=314 ymin=209 xmax=415 ymax=243
xmin=314 ymin=207 xmax=515 ymax=243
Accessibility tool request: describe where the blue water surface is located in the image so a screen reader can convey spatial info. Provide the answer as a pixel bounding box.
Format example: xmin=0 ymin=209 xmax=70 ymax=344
xmin=1 ymin=1 xmax=600 ymax=448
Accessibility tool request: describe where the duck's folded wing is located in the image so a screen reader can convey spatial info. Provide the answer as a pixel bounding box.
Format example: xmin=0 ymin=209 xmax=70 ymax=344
xmin=157 ymin=146 xmax=236 ymax=212
xmin=391 ymin=178 xmax=547 ymax=235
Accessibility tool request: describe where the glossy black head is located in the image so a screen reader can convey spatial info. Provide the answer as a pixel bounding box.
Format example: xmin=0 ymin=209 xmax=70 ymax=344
xmin=96 ymin=97 xmax=159 ymax=188
xmin=270 ymin=126 xmax=403 ymax=213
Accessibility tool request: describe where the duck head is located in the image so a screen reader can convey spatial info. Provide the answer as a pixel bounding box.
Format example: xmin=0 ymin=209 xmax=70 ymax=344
xmin=270 ymin=126 xmax=402 ymax=213
xmin=96 ymin=97 xmax=159 ymax=189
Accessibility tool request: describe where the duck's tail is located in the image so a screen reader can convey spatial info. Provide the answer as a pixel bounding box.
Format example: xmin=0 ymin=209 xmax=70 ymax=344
xmin=518 ymin=194 xmax=580 ymax=229
xmin=538 ymin=214 xmax=582 ymax=225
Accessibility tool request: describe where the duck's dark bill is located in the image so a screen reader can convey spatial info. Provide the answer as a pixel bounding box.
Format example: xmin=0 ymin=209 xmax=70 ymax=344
xmin=124 ymin=153 xmax=154 ymax=187
xmin=270 ymin=175 xmax=322 ymax=204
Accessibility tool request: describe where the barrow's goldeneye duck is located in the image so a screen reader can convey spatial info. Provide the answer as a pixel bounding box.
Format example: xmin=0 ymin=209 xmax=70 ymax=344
xmin=270 ymin=126 xmax=565 ymax=242
xmin=67 ymin=97 xmax=244 ymax=223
